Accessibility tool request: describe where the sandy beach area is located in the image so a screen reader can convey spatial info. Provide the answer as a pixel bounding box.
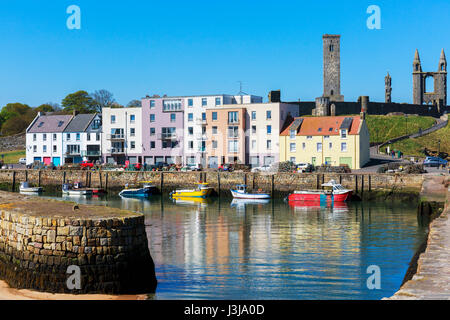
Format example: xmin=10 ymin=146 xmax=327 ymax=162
xmin=0 ymin=280 xmax=149 ymax=300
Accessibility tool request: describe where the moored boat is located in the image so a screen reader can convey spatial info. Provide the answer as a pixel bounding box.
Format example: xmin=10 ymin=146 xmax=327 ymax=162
xmin=119 ymin=181 xmax=156 ymax=198
xmin=230 ymin=185 xmax=271 ymax=199
xmin=288 ymin=180 xmax=353 ymax=202
xmin=62 ymin=182 xmax=93 ymax=196
xmin=170 ymin=183 xmax=213 ymax=198
xmin=19 ymin=182 xmax=43 ymax=194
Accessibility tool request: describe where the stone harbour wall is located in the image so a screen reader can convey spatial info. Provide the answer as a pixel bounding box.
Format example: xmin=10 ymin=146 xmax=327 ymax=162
xmin=0 ymin=170 xmax=424 ymax=197
xmin=0 ymin=192 xmax=157 ymax=294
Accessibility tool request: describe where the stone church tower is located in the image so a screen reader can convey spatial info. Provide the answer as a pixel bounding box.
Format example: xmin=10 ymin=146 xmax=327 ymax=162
xmin=413 ymin=49 xmax=447 ymax=108
xmin=385 ymin=72 xmax=392 ymax=103
xmin=323 ymin=34 xmax=344 ymax=102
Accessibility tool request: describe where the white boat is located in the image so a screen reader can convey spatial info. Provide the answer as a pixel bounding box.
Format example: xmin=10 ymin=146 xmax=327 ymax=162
xmin=230 ymin=185 xmax=271 ymax=199
xmin=231 ymin=198 xmax=270 ymax=207
xmin=62 ymin=182 xmax=93 ymax=196
xmin=19 ymin=182 xmax=43 ymax=193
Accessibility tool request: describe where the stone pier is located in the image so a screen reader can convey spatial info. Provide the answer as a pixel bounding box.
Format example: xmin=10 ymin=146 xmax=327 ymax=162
xmin=0 ymin=191 xmax=157 ymax=295
xmin=389 ymin=176 xmax=450 ymax=299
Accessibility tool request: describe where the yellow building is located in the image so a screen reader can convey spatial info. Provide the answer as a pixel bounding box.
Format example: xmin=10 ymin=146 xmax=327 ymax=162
xmin=280 ymin=115 xmax=370 ymax=169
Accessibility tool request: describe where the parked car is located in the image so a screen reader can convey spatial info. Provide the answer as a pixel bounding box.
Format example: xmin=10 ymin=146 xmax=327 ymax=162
xmin=251 ymin=164 xmax=272 ymax=173
xmin=219 ymin=164 xmax=233 ymax=172
xmin=187 ymin=164 xmax=203 ymax=171
xmin=423 ymin=156 xmax=448 ymax=167
xmin=296 ymin=163 xmax=313 ymax=173
xmin=125 ymin=162 xmax=142 ymax=171
xmin=80 ymin=161 xmax=94 ymax=169
xmin=18 ymin=158 xmax=27 ymax=165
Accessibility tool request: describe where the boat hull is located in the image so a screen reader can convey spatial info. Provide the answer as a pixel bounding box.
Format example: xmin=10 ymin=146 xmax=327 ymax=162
xmin=288 ymin=191 xmax=352 ymax=202
xmin=230 ymin=189 xmax=271 ymax=199
xmin=63 ymin=190 xmax=93 ymax=196
xmin=119 ymin=187 xmax=153 ymax=198
xmin=171 ymin=188 xmax=212 ymax=198
xmin=20 ymin=187 xmax=43 ymax=193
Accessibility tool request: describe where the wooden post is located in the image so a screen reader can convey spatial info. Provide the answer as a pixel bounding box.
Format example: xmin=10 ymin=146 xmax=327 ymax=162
xmin=361 ymin=175 xmax=364 ymax=194
xmin=316 ymin=174 xmax=320 ymax=189
xmin=252 ymin=174 xmax=256 ymax=190
xmin=105 ymin=173 xmax=109 ymax=191
xmin=244 ymin=173 xmax=248 ymax=186
xmin=63 ymin=171 xmax=66 ymax=184
xmin=369 ymin=175 xmax=372 ymax=192
xmin=12 ymin=171 xmax=16 ymax=192
xmin=99 ymin=171 xmax=103 ymax=189
xmin=38 ymin=170 xmax=42 ymax=187
xmin=271 ymin=174 xmax=275 ymax=197
xmin=160 ymin=172 xmax=164 ymax=193
xmin=25 ymin=170 xmax=28 ymax=182
xmin=355 ymin=174 xmax=358 ymax=193
xmin=339 ymin=175 xmax=342 ymax=184
xmin=217 ymin=172 xmax=221 ymax=197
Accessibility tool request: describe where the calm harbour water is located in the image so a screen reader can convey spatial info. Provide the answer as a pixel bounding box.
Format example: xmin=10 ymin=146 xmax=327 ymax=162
xmin=37 ymin=193 xmax=428 ymax=300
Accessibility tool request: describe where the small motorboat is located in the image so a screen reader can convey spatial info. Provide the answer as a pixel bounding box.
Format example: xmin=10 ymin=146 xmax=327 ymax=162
xmin=119 ymin=181 xmax=156 ymax=198
xmin=19 ymin=182 xmax=43 ymax=194
xmin=230 ymin=184 xmax=271 ymax=199
xmin=288 ymin=180 xmax=353 ymax=202
xmin=62 ymin=182 xmax=93 ymax=196
xmin=170 ymin=183 xmax=213 ymax=198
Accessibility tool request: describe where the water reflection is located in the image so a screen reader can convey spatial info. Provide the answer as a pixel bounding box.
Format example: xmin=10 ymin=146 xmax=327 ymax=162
xmin=32 ymin=191 xmax=427 ymax=300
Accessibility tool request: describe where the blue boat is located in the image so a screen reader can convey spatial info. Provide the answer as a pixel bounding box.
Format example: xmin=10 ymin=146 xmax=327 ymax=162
xmin=119 ymin=181 xmax=156 ymax=198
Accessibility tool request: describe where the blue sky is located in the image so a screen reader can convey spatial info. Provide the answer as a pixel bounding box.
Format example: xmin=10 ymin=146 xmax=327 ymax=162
xmin=0 ymin=0 xmax=449 ymax=108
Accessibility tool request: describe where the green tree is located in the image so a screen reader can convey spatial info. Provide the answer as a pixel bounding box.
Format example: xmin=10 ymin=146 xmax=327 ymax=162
xmin=61 ymin=90 xmax=96 ymax=114
xmin=1 ymin=116 xmax=29 ymax=136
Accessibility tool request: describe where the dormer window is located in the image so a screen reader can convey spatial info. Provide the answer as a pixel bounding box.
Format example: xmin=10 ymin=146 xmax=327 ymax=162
xmin=341 ymin=130 xmax=347 ymax=139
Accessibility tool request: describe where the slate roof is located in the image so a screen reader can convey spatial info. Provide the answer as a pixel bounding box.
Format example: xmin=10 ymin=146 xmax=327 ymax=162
xmin=281 ymin=116 xmax=361 ymax=136
xmin=64 ymin=114 xmax=97 ymax=133
xmin=28 ymin=115 xmax=74 ymax=133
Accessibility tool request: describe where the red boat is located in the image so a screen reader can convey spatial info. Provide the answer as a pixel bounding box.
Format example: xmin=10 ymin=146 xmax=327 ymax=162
xmin=288 ymin=180 xmax=353 ymax=202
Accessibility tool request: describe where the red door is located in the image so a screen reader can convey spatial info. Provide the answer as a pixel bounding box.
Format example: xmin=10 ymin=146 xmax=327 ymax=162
xmin=43 ymin=157 xmax=52 ymax=165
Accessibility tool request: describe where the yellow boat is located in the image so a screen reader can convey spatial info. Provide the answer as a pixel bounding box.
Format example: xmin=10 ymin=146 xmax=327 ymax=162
xmin=170 ymin=183 xmax=213 ymax=198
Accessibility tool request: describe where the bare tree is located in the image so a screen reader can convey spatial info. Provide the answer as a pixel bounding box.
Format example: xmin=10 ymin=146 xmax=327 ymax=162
xmin=91 ymin=89 xmax=116 ymax=112
xmin=127 ymin=100 xmax=142 ymax=108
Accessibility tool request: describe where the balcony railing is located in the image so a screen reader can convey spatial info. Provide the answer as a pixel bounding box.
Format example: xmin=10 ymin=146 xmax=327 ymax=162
xmin=196 ymin=133 xmax=208 ymax=140
xmin=195 ymin=118 xmax=207 ymax=125
xmin=108 ymin=148 xmax=125 ymax=154
xmin=157 ymin=133 xmax=178 ymax=140
xmin=82 ymin=150 xmax=101 ymax=157
xmin=65 ymin=150 xmax=81 ymax=156
xmin=107 ymin=134 xmax=125 ymax=140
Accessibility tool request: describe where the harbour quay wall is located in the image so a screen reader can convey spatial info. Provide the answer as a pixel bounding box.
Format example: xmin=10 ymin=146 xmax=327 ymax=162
xmin=0 ymin=170 xmax=424 ymax=197
xmin=0 ymin=191 xmax=157 ymax=294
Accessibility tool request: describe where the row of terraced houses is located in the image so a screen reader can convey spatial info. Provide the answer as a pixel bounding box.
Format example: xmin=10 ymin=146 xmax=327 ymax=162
xmin=26 ymin=92 xmax=370 ymax=169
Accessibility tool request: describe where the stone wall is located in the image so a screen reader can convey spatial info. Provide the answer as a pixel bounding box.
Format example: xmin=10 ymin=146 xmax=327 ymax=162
xmin=0 ymin=170 xmax=424 ymax=197
xmin=0 ymin=133 xmax=25 ymax=153
xmin=0 ymin=192 xmax=157 ymax=294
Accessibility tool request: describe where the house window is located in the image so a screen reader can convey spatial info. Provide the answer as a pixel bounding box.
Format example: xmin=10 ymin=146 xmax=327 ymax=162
xmin=130 ymin=141 xmax=136 ymax=150
xmin=212 ymin=140 xmax=218 ymax=149
xmin=290 ymin=157 xmax=296 ymax=164
xmin=130 ymin=115 xmax=135 ymax=123
xmin=307 ymin=136 xmax=312 ymax=140
xmin=330 ymin=44 xmax=334 ymax=52
xmin=212 ymin=112 xmax=218 ymax=121
xmin=317 ymin=143 xmax=323 ymax=152
xmin=150 ymin=128 xmax=156 ymax=136
xmin=324 ymin=135 xmax=330 ymax=139
xmin=251 ymin=111 xmax=256 ymax=120
xmin=33 ymin=145 xmax=37 ymax=153
xmin=266 ymin=111 xmax=272 ymax=120
xmin=341 ymin=130 xmax=347 ymax=139
xmin=92 ymin=119 xmax=101 ymax=130
xmin=188 ymin=127 xmax=194 ymax=136
xmin=290 ymin=130 xmax=296 ymax=139
xmin=228 ymin=111 xmax=239 ymax=124
xmin=188 ymin=113 xmax=193 ymax=122
xmin=150 ymin=100 xmax=156 ymax=108
xmin=252 ymin=140 xmax=256 ymax=150
xmin=215 ymin=98 xmax=221 ymax=106
xmin=33 ymin=134 xmax=37 ymax=142
xmin=228 ymin=140 xmax=239 ymax=153
xmin=290 ymin=143 xmax=296 ymax=152
xmin=341 ymin=142 xmax=347 ymax=152
xmin=43 ymin=134 xmax=47 ymax=142
xmin=267 ymin=125 xmax=272 ymax=135
xmin=202 ymin=113 xmax=206 ymax=121
xmin=87 ymin=133 xmax=91 ymax=141
xmin=329 ymin=142 xmax=333 ymax=149
xmin=267 ymin=140 xmax=272 ymax=150
xmin=76 ymin=133 xmax=80 ymax=141
xmin=252 ymin=126 xmax=256 ymax=134
xmin=130 ymin=128 xmax=136 ymax=137
xmin=302 ymin=142 xmax=306 ymax=150
xmin=150 ymin=114 xmax=155 ymax=122
xmin=43 ymin=145 xmax=47 ymax=153
xmin=66 ymin=133 xmax=71 ymax=141
xmin=53 ymin=145 xmax=57 ymax=153
xmin=212 ymin=126 xmax=218 ymax=135
xmin=202 ymin=98 xmax=207 ymax=106
xmin=96 ymin=133 xmax=100 ymax=141
xmin=170 ymin=114 xmax=176 ymax=122
xmin=111 ymin=115 xmax=116 ymax=124
xmin=188 ymin=141 xmax=194 ymax=150
xmin=150 ymin=141 xmax=155 ymax=149
xmin=188 ymin=99 xmax=193 ymax=107
xmin=228 ymin=126 xmax=239 ymax=138
xmin=53 ymin=134 xmax=57 ymax=141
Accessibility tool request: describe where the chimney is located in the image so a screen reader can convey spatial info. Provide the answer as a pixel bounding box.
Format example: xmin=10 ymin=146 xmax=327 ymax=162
xmin=268 ymin=90 xmax=281 ymax=103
